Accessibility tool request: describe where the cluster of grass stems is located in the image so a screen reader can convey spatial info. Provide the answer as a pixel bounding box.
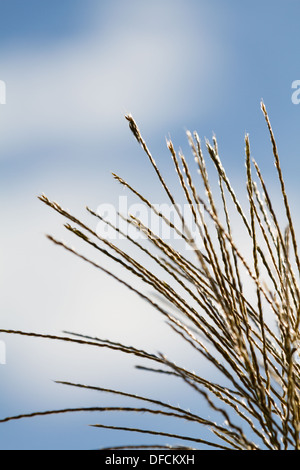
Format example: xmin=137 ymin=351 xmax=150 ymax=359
xmin=1 ymin=101 xmax=300 ymax=450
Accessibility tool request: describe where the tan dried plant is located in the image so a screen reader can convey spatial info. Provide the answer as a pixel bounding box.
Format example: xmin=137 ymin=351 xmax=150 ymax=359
xmin=1 ymin=101 xmax=300 ymax=450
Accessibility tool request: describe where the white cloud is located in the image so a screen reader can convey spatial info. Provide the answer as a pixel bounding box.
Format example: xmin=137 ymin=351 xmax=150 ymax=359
xmin=0 ymin=0 xmax=229 ymax=157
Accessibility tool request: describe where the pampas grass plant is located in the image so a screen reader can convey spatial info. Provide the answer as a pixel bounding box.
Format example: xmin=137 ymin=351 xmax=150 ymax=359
xmin=1 ymin=101 xmax=300 ymax=450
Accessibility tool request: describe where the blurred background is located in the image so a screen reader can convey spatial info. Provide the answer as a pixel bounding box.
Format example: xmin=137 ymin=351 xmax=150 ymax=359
xmin=0 ymin=0 xmax=299 ymax=449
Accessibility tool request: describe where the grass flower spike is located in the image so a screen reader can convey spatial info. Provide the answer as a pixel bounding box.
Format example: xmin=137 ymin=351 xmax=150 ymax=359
xmin=1 ymin=101 xmax=299 ymax=450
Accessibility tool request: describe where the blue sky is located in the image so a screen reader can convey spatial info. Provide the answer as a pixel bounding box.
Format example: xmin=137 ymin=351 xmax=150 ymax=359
xmin=0 ymin=0 xmax=299 ymax=450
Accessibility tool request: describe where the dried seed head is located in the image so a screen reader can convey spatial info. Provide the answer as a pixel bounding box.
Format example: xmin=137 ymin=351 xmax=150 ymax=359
xmin=125 ymin=114 xmax=142 ymax=144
